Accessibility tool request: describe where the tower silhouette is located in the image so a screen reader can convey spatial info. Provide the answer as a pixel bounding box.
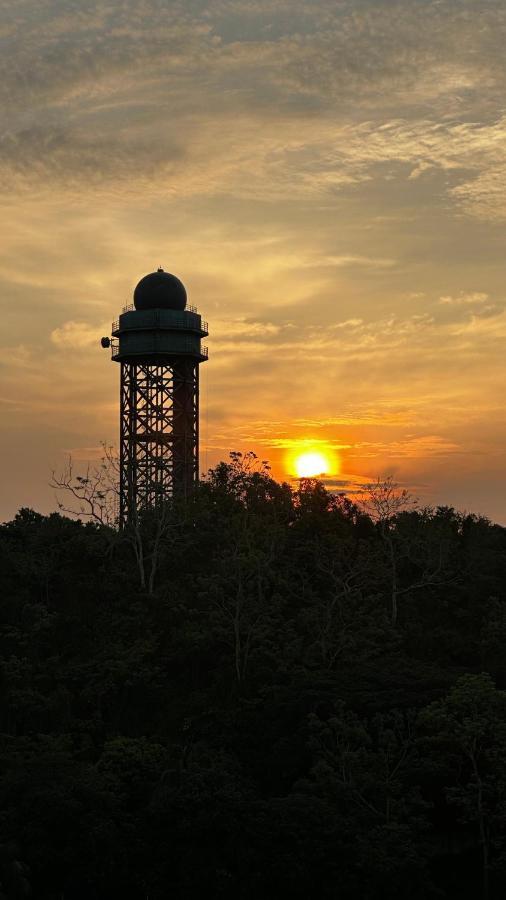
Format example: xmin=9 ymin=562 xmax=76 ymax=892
xmin=103 ymin=269 xmax=208 ymax=527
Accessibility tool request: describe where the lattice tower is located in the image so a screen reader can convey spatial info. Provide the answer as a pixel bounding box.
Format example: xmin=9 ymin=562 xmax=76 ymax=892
xmin=102 ymin=269 xmax=208 ymax=527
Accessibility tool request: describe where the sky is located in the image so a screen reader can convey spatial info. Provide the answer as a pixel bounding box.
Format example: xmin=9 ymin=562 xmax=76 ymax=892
xmin=1 ymin=0 xmax=506 ymax=523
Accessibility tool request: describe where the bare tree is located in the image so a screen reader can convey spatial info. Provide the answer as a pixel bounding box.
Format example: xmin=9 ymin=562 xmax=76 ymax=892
xmin=360 ymin=476 xmax=417 ymax=525
xmin=360 ymin=477 xmax=458 ymax=625
xmin=50 ymin=442 xmax=119 ymax=527
xmin=360 ymin=477 xmax=416 ymax=626
xmin=131 ymin=500 xmax=185 ymax=596
xmin=51 ymin=444 xmax=182 ymax=594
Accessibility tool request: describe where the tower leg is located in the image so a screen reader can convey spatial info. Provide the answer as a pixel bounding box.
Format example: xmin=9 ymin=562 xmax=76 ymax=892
xmin=172 ymin=359 xmax=198 ymax=498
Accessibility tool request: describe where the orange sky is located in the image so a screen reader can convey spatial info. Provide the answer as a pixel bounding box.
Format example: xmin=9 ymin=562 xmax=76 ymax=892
xmin=1 ymin=0 xmax=506 ymax=522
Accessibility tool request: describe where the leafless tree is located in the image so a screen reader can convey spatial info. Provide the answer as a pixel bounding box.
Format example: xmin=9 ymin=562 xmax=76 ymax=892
xmin=360 ymin=477 xmax=415 ymax=626
xmin=50 ymin=444 xmax=182 ymax=594
xmin=360 ymin=476 xmax=417 ymax=526
xmin=131 ymin=500 xmax=185 ymax=596
xmin=50 ymin=442 xmax=119 ymax=527
xmin=360 ymin=477 xmax=458 ymax=625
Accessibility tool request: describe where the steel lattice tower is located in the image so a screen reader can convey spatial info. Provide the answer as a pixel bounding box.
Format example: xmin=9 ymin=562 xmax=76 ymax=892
xmin=102 ymin=269 xmax=208 ymax=527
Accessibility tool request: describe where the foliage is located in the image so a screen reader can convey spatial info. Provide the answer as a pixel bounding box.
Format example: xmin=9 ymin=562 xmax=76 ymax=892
xmin=1 ymin=458 xmax=506 ymax=897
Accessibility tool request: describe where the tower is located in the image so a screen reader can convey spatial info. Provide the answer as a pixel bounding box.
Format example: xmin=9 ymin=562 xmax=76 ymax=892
xmin=102 ymin=269 xmax=208 ymax=527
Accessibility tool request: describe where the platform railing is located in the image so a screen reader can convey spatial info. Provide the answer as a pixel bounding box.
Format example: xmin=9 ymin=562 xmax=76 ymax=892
xmin=121 ymin=302 xmax=199 ymax=314
xmin=111 ymin=342 xmax=208 ymax=359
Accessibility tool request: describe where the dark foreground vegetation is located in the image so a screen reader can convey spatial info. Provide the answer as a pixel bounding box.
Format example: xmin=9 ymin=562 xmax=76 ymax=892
xmin=2 ymin=454 xmax=506 ymax=899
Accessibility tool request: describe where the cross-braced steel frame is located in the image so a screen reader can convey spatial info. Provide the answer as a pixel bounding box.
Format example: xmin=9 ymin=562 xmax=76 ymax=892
xmin=119 ymin=359 xmax=199 ymax=527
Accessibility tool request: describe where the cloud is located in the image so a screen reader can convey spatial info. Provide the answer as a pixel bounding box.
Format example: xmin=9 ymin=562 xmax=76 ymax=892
xmin=218 ymin=422 xmax=460 ymax=459
xmin=51 ymin=320 xmax=108 ymax=348
xmin=211 ymin=317 xmax=281 ymax=339
xmin=302 ymin=256 xmax=396 ymax=269
xmin=0 ymin=344 xmax=33 ymax=369
xmin=318 ymin=474 xmax=384 ymax=493
xmin=330 ymin=319 xmax=364 ymax=330
xmin=206 ymin=306 xmax=506 ymax=385
xmin=61 ymin=445 xmax=104 ymax=461
xmin=439 ymin=292 xmax=489 ymax=305
xmin=353 ymin=435 xmax=461 ymax=460
xmin=5 ymin=107 xmax=506 ymax=220
xmin=292 ymin=409 xmax=416 ymax=426
xmin=1 ymin=0 xmax=506 ymax=218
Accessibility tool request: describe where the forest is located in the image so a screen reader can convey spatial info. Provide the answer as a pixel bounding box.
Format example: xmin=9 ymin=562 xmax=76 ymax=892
xmin=2 ymin=452 xmax=506 ymax=899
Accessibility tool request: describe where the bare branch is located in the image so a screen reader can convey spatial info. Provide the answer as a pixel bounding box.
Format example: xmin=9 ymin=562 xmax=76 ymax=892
xmin=360 ymin=475 xmax=418 ymax=525
xmin=50 ymin=443 xmax=120 ymax=527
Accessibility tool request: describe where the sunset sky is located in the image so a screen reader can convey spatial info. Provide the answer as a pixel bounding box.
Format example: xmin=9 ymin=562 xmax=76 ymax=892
xmin=2 ymin=0 xmax=506 ymax=522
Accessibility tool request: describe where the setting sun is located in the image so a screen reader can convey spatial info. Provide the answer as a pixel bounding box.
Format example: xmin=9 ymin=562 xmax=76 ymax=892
xmin=294 ymin=451 xmax=330 ymax=478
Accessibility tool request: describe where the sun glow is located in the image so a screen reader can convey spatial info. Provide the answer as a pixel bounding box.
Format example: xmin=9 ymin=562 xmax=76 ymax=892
xmin=294 ymin=450 xmax=331 ymax=478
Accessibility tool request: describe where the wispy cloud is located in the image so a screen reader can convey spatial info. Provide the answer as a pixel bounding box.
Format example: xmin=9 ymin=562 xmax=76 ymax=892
xmin=302 ymin=255 xmax=397 ymax=269
xmin=353 ymin=435 xmax=461 ymax=460
xmin=439 ymin=292 xmax=489 ymax=306
xmin=51 ymin=320 xmax=109 ymax=348
xmin=1 ymin=1 xmax=506 ymax=217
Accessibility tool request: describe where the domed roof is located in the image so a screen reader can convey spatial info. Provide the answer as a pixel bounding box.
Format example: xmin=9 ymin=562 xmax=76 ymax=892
xmin=133 ymin=268 xmax=187 ymax=312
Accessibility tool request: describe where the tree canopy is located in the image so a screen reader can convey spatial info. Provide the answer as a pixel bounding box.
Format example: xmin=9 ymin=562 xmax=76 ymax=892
xmin=2 ymin=455 xmax=506 ymax=898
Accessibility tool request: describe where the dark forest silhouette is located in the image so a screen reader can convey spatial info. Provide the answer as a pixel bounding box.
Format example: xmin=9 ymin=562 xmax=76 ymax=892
xmin=2 ymin=452 xmax=506 ymax=898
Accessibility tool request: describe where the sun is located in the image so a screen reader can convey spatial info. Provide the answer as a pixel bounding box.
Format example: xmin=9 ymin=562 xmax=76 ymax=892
xmin=294 ymin=450 xmax=330 ymax=478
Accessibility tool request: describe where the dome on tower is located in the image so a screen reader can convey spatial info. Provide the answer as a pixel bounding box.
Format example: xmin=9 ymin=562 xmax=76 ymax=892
xmin=133 ymin=268 xmax=187 ymax=311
